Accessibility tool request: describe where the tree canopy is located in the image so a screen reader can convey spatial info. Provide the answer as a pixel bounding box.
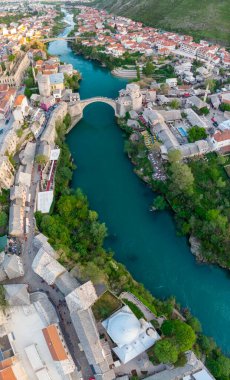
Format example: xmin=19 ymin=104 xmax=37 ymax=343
xmin=207 ymin=355 xmax=230 ymax=379
xmin=188 ymin=126 xmax=207 ymax=143
xmin=0 ymin=211 xmax=7 ymax=228
xmin=154 ymin=338 xmax=178 ymax=363
xmin=35 ymin=154 xmax=49 ymax=165
xmin=161 ymin=319 xmax=196 ymax=352
xmin=143 ymin=61 xmax=155 ymax=76
xmin=169 ymin=99 xmax=180 ymax=109
xmin=169 ymin=161 xmax=194 ymax=197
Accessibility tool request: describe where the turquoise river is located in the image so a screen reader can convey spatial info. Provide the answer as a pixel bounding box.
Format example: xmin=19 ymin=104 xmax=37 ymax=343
xmin=48 ymin=11 xmax=230 ymax=353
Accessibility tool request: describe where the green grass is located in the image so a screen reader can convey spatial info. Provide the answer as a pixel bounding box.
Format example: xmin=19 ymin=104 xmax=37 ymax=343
xmin=94 ymin=0 xmax=230 ymax=45
xmin=123 ymin=299 xmax=145 ymax=319
xmin=92 ymin=291 xmax=122 ymax=321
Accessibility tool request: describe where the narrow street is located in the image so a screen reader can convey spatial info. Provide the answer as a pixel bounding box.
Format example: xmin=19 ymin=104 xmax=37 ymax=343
xmin=4 ymin=140 xmax=93 ymax=379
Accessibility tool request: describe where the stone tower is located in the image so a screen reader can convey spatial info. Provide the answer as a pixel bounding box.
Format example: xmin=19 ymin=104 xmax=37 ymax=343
xmin=126 ymin=83 xmax=142 ymax=111
xmin=38 ymin=74 xmax=51 ymax=97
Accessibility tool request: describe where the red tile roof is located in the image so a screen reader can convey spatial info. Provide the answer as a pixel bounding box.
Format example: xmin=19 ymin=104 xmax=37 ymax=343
xmin=214 ymin=130 xmax=230 ymax=142
xmin=42 ymin=324 xmax=68 ymax=362
xmin=0 ymin=367 xmax=17 ymax=380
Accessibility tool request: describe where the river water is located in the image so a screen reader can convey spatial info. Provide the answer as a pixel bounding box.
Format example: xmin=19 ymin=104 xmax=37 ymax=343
xmin=48 ymin=12 xmax=230 ymax=353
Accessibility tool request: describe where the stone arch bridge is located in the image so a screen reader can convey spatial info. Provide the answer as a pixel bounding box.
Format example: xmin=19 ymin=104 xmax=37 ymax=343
xmin=68 ymin=96 xmax=119 ymax=130
xmin=40 ymin=37 xmax=76 ymax=42
xmin=80 ymin=97 xmax=117 ymax=115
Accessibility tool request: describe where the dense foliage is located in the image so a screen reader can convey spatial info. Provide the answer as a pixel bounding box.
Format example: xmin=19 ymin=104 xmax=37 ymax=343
xmin=188 ymin=126 xmax=207 ymax=142
xmin=35 ymin=113 xmax=230 ymax=377
xmin=71 ymin=41 xmax=141 ymax=70
xmin=0 ymin=190 xmax=9 ymax=235
xmin=24 ymin=67 xmax=38 ymax=98
xmin=164 ymin=152 xmax=230 ymax=267
xmin=64 ymin=73 xmax=81 ymax=91
xmin=142 ymin=61 xmax=155 ymax=77
xmin=51 ymin=11 xmax=66 ymax=37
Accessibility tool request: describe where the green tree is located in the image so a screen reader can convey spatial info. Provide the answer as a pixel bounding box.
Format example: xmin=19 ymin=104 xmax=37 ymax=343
xmin=152 ymin=195 xmax=167 ymax=210
xmin=188 ymin=126 xmax=207 ymax=142
xmin=199 ymin=106 xmax=209 ymax=115
xmin=136 ymin=65 xmax=141 ymax=80
xmin=151 ymin=140 xmax=161 ymax=153
xmin=8 ymin=54 xmax=16 ymax=62
xmin=160 ymin=83 xmax=170 ymax=95
xmin=143 ymin=61 xmax=155 ymax=77
xmin=161 ymin=319 xmax=196 ymax=352
xmin=154 ymin=338 xmax=178 ymax=363
xmin=63 ymin=113 xmax=71 ymax=129
xmin=168 ymin=149 xmax=182 ymax=163
xmin=198 ymin=335 xmax=216 ymax=355
xmin=207 ymin=355 xmax=230 ymax=379
xmin=169 ymin=162 xmax=194 ymax=196
xmin=0 ymin=211 xmax=7 ymax=228
xmin=78 ymin=262 xmax=108 ymax=284
xmin=220 ymin=103 xmax=230 ymax=112
xmin=1 ymin=62 xmax=6 ymax=71
xmin=205 ymin=78 xmax=216 ymax=92
xmin=35 ymin=154 xmax=48 ymax=165
xmin=169 ymin=99 xmax=180 ymax=109
xmin=16 ymin=128 xmax=23 ymax=138
xmin=186 ymin=316 xmax=202 ymax=333
xmin=58 ymin=167 xmax=72 ymax=183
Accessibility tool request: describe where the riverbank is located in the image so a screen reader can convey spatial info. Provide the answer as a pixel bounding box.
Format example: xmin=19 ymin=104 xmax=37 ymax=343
xmin=118 ymin=119 xmax=230 ymax=270
xmin=48 ymin=9 xmax=230 ymax=354
xmin=51 ymin=9 xmax=67 ymax=37
xmin=36 ymin=116 xmax=230 ymax=378
xmin=69 ymin=40 xmax=142 ymax=72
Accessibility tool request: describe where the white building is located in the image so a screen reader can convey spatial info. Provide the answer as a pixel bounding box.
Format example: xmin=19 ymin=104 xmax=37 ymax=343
xmin=102 ymin=305 xmax=160 ymax=364
xmin=166 ymin=78 xmax=177 ymax=87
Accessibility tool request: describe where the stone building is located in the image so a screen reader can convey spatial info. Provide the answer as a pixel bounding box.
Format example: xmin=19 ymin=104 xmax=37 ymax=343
xmin=66 ymin=282 xmax=115 ymax=380
xmin=0 ymin=156 xmax=15 ymax=190
xmin=116 ymin=83 xmax=143 ymax=117
xmin=37 ymin=74 xmax=51 ymax=97
xmin=0 ymin=53 xmax=30 ymax=87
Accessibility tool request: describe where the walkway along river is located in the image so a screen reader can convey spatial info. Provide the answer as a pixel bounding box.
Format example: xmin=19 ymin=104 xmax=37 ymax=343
xmin=48 ymin=11 xmax=230 ymax=353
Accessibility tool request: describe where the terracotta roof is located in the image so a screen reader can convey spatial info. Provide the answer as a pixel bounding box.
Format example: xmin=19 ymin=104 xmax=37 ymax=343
xmin=0 ymin=89 xmax=16 ymax=112
xmin=0 ymin=367 xmax=17 ymax=380
xmin=0 ymin=359 xmax=14 ymax=370
xmin=42 ymin=324 xmax=68 ymax=361
xmin=14 ymin=94 xmax=25 ymax=107
xmin=214 ymin=130 xmax=230 ymax=142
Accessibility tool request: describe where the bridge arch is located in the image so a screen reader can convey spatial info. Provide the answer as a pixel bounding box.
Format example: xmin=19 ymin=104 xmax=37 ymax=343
xmin=80 ymin=97 xmax=117 ymax=115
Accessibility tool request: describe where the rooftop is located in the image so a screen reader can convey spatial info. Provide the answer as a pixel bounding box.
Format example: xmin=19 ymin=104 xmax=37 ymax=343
xmin=42 ymin=324 xmax=68 ymax=362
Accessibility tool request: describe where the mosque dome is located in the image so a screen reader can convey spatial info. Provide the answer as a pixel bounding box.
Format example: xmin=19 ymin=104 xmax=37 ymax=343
xmin=107 ymin=310 xmax=141 ymax=346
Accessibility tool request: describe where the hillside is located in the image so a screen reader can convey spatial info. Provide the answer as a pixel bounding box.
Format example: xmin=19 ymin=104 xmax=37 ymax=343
xmin=93 ymin=0 xmax=230 ymax=45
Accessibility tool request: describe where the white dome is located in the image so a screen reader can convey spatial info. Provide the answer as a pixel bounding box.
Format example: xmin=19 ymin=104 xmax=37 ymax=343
xmin=107 ymin=311 xmax=141 ymax=346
